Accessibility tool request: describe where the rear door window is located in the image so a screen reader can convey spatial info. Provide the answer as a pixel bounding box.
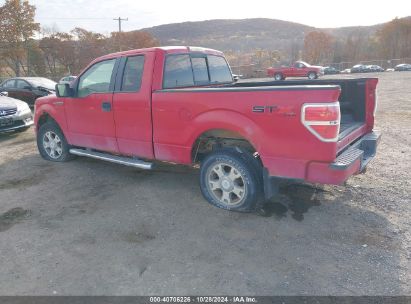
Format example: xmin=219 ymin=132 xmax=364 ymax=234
xmin=163 ymin=55 xmax=194 ymax=89
xmin=121 ymin=55 xmax=145 ymax=92
xmin=192 ymin=57 xmax=209 ymax=83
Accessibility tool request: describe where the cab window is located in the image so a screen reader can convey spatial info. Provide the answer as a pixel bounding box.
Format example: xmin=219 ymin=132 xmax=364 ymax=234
xmin=163 ymin=55 xmax=194 ymax=89
xmin=207 ymin=55 xmax=233 ymax=83
xmin=192 ymin=57 xmax=209 ymax=83
xmin=121 ymin=56 xmax=145 ymax=92
xmin=77 ymin=59 xmax=116 ymax=97
xmin=163 ymin=54 xmax=233 ymax=89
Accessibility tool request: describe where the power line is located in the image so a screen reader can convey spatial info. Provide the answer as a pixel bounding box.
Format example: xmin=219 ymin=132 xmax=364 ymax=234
xmin=113 ymin=17 xmax=128 ymax=33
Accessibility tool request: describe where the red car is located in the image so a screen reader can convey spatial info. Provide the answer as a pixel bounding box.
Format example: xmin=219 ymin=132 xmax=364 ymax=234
xmin=267 ymin=61 xmax=324 ymax=80
xmin=34 ymin=46 xmax=380 ymax=212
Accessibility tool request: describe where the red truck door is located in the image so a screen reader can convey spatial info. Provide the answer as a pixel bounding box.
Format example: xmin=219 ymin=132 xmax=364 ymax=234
xmin=64 ymin=58 xmax=119 ymax=152
xmin=294 ymin=62 xmax=306 ymax=76
xmin=111 ymin=52 xmax=155 ymax=159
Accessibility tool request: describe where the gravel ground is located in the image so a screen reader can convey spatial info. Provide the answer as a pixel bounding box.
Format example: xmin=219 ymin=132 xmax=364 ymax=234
xmin=0 ymin=72 xmax=410 ymax=295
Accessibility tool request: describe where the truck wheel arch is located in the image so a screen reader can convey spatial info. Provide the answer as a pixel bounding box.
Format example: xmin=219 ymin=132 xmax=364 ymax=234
xmin=37 ymin=112 xmax=56 ymax=130
xmin=36 ymin=112 xmax=69 ymax=142
xmin=191 ymin=129 xmax=260 ymax=163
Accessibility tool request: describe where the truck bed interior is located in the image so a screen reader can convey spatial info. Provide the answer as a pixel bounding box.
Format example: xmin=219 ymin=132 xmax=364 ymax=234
xmin=233 ymin=78 xmax=370 ymax=140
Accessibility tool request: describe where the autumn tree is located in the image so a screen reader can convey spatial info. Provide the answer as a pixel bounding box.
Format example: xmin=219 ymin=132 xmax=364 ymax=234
xmin=107 ymin=31 xmax=159 ymax=53
xmin=70 ymin=27 xmax=108 ymax=73
xmin=0 ymin=0 xmax=40 ymax=76
xmin=303 ymin=31 xmax=333 ymax=64
xmin=376 ymin=17 xmax=411 ymax=59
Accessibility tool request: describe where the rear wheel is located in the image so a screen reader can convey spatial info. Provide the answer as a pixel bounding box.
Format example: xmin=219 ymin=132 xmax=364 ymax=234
xmin=200 ymin=148 xmax=263 ymax=212
xmin=274 ymin=73 xmax=283 ymax=81
xmin=308 ymin=72 xmax=317 ymax=80
xmin=37 ymin=122 xmax=74 ymax=162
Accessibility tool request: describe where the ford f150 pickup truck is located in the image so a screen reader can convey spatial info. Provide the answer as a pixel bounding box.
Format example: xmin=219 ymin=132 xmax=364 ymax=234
xmin=267 ymin=61 xmax=324 ymax=80
xmin=34 ymin=46 xmax=380 ymax=212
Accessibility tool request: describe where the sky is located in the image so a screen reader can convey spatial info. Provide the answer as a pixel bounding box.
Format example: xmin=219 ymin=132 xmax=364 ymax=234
xmin=23 ymin=0 xmax=411 ymax=34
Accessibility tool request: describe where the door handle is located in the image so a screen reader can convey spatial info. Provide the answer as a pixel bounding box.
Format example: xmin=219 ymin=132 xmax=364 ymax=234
xmin=101 ymin=101 xmax=111 ymax=112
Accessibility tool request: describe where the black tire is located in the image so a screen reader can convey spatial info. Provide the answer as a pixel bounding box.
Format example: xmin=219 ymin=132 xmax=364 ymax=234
xmin=37 ymin=121 xmax=74 ymax=162
xmin=308 ymin=72 xmax=317 ymax=80
xmin=200 ymin=148 xmax=263 ymax=212
xmin=274 ymin=73 xmax=283 ymax=81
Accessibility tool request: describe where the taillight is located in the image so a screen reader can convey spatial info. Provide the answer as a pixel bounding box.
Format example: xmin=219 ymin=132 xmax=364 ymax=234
xmin=301 ymin=102 xmax=340 ymax=142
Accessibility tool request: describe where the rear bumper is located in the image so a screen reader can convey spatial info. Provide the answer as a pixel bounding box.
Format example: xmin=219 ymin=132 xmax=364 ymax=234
xmin=262 ymin=131 xmax=381 ymax=199
xmin=306 ymin=131 xmax=381 ymax=185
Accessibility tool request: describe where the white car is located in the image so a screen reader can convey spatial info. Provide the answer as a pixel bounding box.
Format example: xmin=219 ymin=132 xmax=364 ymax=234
xmin=59 ymin=75 xmax=77 ymax=84
xmin=0 ymin=92 xmax=33 ymax=133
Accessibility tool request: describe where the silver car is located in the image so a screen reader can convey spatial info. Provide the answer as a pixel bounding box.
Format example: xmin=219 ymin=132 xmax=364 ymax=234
xmin=0 ymin=92 xmax=33 ymax=133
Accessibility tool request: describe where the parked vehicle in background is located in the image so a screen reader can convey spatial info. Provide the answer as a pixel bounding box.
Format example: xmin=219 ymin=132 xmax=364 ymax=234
xmin=0 ymin=92 xmax=33 ymax=133
xmin=267 ymin=61 xmax=324 ymax=80
xmin=323 ymin=66 xmax=341 ymax=75
xmin=59 ymin=76 xmax=77 ymax=84
xmin=394 ymin=63 xmax=411 ymax=71
xmin=367 ymin=65 xmax=384 ymax=72
xmin=341 ymin=69 xmax=351 ymax=74
xmin=0 ymin=77 xmax=56 ymax=106
xmin=34 ymin=46 xmax=380 ymax=212
xmin=351 ymin=64 xmax=368 ymax=73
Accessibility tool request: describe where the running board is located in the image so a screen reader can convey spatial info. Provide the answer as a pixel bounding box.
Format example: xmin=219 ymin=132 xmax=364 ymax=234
xmin=69 ymin=148 xmax=153 ymax=170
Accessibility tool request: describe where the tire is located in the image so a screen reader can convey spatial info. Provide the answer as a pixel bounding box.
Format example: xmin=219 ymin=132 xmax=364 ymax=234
xmin=308 ymin=72 xmax=317 ymax=80
xmin=37 ymin=121 xmax=74 ymax=162
xmin=200 ymin=148 xmax=263 ymax=212
xmin=274 ymin=73 xmax=283 ymax=81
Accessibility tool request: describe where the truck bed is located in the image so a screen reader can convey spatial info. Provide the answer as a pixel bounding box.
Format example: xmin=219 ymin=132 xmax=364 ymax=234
xmin=234 ymin=78 xmax=372 ymax=141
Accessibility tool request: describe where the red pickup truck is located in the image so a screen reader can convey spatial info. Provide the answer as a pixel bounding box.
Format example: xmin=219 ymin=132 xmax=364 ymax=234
xmin=267 ymin=61 xmax=324 ymax=80
xmin=34 ymin=46 xmax=380 ymax=212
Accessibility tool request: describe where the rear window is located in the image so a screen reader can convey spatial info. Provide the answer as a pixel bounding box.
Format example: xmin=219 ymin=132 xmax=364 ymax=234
xmin=208 ymin=55 xmax=233 ymax=83
xmin=163 ymin=54 xmax=232 ymax=89
xmin=163 ymin=55 xmax=194 ymax=89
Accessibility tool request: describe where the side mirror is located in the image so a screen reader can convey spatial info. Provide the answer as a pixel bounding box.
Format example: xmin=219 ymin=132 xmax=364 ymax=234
xmin=0 ymin=91 xmax=8 ymax=97
xmin=55 ymin=83 xmax=72 ymax=97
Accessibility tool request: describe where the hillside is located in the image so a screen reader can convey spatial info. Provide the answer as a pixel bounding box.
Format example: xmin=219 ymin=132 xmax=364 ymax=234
xmin=140 ymin=17 xmax=409 ymax=53
xmin=142 ymin=18 xmax=314 ymax=52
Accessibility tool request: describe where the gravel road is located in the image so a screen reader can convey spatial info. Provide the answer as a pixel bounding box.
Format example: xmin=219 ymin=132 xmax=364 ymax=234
xmin=0 ymin=72 xmax=410 ymax=295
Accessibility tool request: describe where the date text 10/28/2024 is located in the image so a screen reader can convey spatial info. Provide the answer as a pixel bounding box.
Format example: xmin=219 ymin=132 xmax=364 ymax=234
xmin=149 ymin=297 xmax=257 ymax=303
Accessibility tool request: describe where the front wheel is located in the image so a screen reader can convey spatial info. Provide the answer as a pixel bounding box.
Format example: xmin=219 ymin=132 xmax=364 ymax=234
xmin=274 ymin=73 xmax=283 ymax=81
xmin=37 ymin=122 xmax=74 ymax=162
xmin=308 ymin=72 xmax=317 ymax=80
xmin=200 ymin=148 xmax=263 ymax=212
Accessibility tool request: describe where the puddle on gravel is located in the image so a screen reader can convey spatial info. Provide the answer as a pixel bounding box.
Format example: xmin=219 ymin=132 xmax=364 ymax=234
xmin=0 ymin=207 xmax=31 ymax=232
xmin=258 ymin=184 xmax=322 ymax=221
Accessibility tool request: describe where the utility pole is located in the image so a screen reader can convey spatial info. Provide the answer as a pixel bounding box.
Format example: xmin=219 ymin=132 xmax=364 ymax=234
xmin=113 ymin=17 xmax=128 ymax=33
xmin=113 ymin=17 xmax=128 ymax=51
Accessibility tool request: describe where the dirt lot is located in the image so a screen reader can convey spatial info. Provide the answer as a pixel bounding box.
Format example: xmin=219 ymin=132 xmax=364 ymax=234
xmin=0 ymin=72 xmax=410 ymax=295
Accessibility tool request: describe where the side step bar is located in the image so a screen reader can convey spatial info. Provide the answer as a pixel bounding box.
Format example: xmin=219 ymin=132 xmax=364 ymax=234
xmin=69 ymin=148 xmax=153 ymax=170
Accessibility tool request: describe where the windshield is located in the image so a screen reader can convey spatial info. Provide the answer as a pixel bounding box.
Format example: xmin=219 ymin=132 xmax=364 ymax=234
xmin=297 ymin=61 xmax=310 ymax=67
xmin=28 ymin=78 xmax=57 ymax=90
